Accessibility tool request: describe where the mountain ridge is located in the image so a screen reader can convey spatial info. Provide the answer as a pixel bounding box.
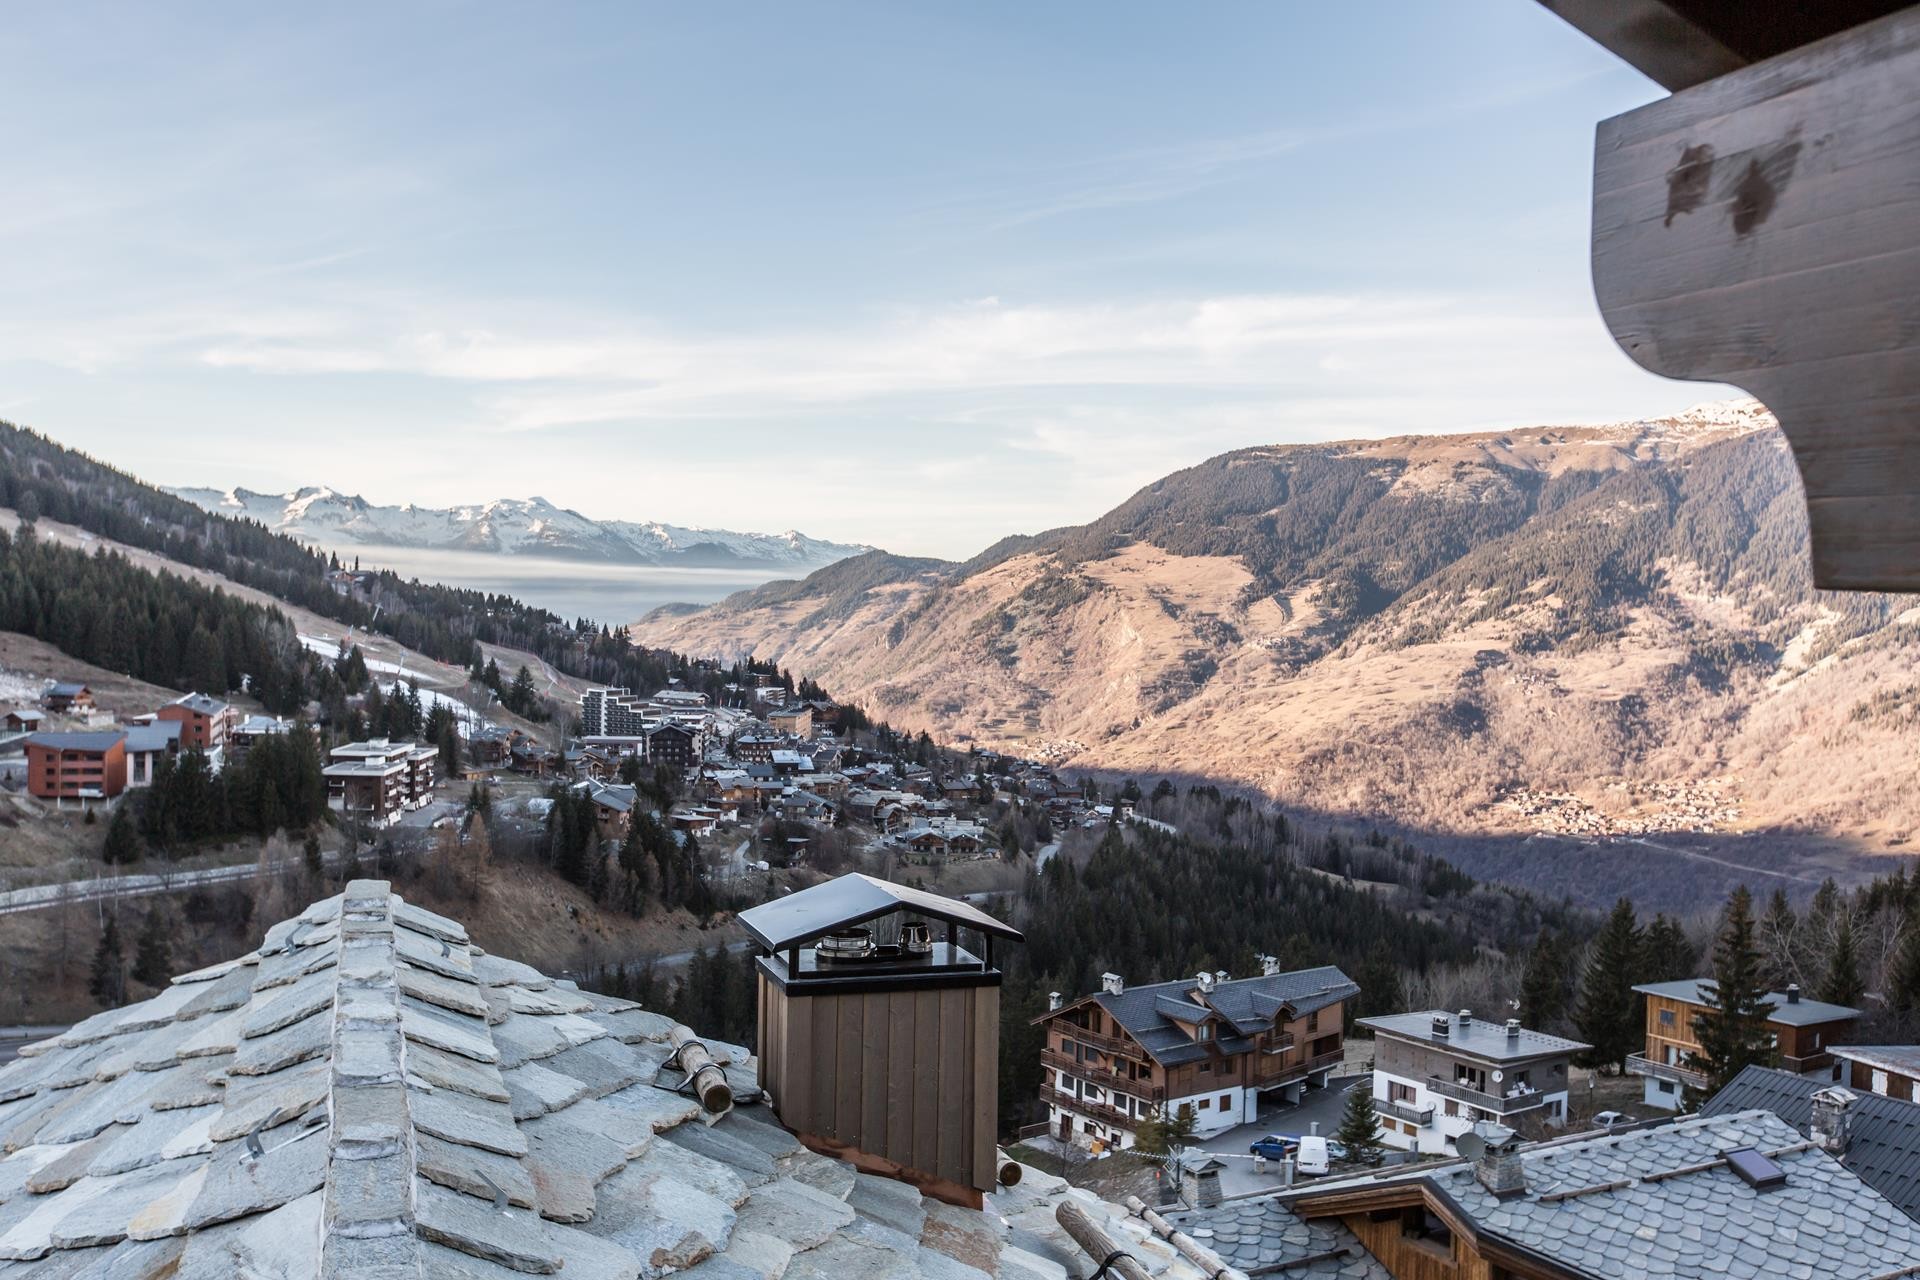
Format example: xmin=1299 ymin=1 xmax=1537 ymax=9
xmin=167 ymin=484 xmax=872 ymax=570
xmin=630 ymin=401 xmax=1920 ymax=905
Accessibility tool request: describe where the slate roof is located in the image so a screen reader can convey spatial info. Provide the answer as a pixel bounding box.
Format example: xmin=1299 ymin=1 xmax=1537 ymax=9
xmin=1162 ymin=1199 xmax=1389 ymax=1279
xmin=1358 ymin=1012 xmax=1590 ymax=1063
xmin=1630 ymin=979 xmax=1861 ymax=1027
xmin=1063 ymin=969 xmax=1357 ymax=1068
xmin=0 ymin=882 xmax=1177 ymax=1280
xmin=1701 ymin=1063 xmax=1920 ymax=1221
xmin=1257 ymin=1109 xmax=1920 ymax=1279
xmin=45 ymin=684 xmax=89 ymax=698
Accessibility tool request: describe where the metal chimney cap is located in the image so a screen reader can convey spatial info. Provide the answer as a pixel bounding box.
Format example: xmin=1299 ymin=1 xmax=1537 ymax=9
xmin=1786 ymin=984 xmax=1801 ymax=1003
xmin=1458 ymin=1009 xmax=1473 ymax=1025
xmin=1506 ymin=1018 xmax=1522 ymax=1036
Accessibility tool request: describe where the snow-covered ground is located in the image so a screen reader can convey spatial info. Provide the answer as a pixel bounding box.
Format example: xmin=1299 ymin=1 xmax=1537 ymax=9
xmin=382 ymin=680 xmax=492 ymax=734
xmin=298 ymin=634 xmax=430 ymax=680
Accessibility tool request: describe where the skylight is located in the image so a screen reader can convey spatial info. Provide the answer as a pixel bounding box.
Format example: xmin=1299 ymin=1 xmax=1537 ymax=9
xmin=1723 ymin=1147 xmax=1788 ymax=1191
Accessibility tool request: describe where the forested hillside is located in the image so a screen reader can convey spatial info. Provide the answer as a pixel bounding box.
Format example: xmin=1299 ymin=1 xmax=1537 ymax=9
xmin=635 ymin=404 xmax=1920 ymax=909
xmin=0 ymin=420 xmax=717 ymax=700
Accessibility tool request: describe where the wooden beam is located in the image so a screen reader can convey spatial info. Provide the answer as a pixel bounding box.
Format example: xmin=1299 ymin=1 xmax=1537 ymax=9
xmin=1589 ymin=5 xmax=1920 ymax=591
xmin=1054 ymin=1200 xmax=1158 ymax=1280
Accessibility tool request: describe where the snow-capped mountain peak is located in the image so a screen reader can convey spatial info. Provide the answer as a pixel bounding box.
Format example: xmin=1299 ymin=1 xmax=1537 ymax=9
xmin=166 ymin=485 xmax=872 ymax=570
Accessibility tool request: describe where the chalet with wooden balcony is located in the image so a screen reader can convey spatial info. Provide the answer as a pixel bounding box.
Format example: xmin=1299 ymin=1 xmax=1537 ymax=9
xmin=1033 ymin=960 xmax=1356 ymax=1152
xmin=1628 ymin=980 xmax=1861 ymax=1111
xmin=1360 ymin=1010 xmax=1588 ymax=1155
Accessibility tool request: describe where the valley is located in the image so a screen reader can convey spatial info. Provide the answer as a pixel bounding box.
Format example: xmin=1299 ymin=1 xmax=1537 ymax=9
xmin=631 ymin=404 xmax=1920 ymax=907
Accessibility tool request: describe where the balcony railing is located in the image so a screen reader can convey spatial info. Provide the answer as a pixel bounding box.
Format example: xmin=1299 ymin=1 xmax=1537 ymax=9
xmin=1260 ymin=1034 xmax=1297 ymax=1056
xmin=1040 ymin=1051 xmax=1166 ymax=1104
xmin=1057 ymin=1027 xmax=1150 ymax=1062
xmin=1626 ymin=1052 xmax=1709 ymax=1089
xmin=1425 ymin=1076 xmax=1554 ymax=1116
xmin=1040 ymin=1085 xmax=1142 ymax=1131
xmin=1386 ymin=1098 xmax=1435 ymax=1126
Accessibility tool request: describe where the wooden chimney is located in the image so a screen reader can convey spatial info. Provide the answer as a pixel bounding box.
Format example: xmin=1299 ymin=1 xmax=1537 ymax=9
xmin=740 ymin=873 xmax=1022 ymax=1208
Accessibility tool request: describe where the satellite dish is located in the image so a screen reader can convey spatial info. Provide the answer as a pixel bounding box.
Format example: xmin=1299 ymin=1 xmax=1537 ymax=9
xmin=1492 ymin=1069 xmax=1504 ymax=1083
xmin=1456 ymin=1131 xmax=1487 ymax=1162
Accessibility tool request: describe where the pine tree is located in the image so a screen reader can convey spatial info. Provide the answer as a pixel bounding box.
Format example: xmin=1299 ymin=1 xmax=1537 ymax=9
xmin=509 ymin=665 xmax=537 ymax=715
xmin=1520 ymin=932 xmax=1569 ymax=1029
xmin=88 ymin=915 xmax=126 ymax=1008
xmin=101 ymin=804 xmax=140 ymax=865
xmin=1574 ymin=899 xmax=1643 ymax=1072
xmin=131 ymin=908 xmax=172 ymax=987
xmin=1888 ymin=928 xmax=1920 ymax=1015
xmin=1819 ymin=915 xmax=1865 ymax=1008
xmin=1335 ymin=1082 xmax=1385 ymax=1167
xmin=1640 ymin=915 xmax=1696 ymax=982
xmin=1687 ymin=886 xmax=1776 ymax=1100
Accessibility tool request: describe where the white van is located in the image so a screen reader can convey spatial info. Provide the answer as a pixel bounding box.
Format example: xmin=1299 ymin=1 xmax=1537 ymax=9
xmin=1295 ymin=1135 xmax=1331 ymax=1177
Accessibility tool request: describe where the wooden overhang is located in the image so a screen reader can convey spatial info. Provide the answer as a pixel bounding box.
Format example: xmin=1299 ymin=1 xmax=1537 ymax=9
xmin=1540 ymin=0 xmax=1920 ymax=591
xmin=1285 ymin=1174 xmax=1597 ymax=1280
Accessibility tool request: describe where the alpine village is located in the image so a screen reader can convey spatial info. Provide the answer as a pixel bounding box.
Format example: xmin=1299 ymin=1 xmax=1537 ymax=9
xmin=6 ymin=3 xmax=1920 ymax=1280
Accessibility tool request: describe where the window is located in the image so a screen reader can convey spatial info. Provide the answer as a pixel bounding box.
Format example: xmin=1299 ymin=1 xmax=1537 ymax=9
xmin=1219 ymin=1094 xmax=1231 ymax=1109
xmin=1401 ymin=1207 xmax=1452 ymax=1250
xmin=1199 ymin=1061 xmax=1211 ymax=1074
xmin=1307 ymin=1011 xmax=1319 ymax=1033
xmin=1659 ymin=1009 xmax=1675 ymax=1027
xmin=1658 ymin=1080 xmax=1676 ymax=1095
xmin=1197 ymin=1023 xmax=1213 ymax=1042
xmin=1197 ymin=1098 xmax=1210 ymax=1110
xmin=1389 ymin=1081 xmax=1418 ymax=1105
xmin=1443 ymin=1099 xmax=1458 ymax=1118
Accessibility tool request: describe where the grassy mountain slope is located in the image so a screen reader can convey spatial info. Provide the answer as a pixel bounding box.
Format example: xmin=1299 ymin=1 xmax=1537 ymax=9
xmin=633 ymin=404 xmax=1920 ymax=907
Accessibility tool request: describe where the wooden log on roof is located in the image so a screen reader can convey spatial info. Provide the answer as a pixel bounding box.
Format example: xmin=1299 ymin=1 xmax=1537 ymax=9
xmin=670 ymin=1023 xmax=734 ymax=1115
xmin=1587 ymin=5 xmax=1920 ymax=592
xmin=1123 ymin=1194 xmax=1252 ymax=1280
xmin=1054 ymin=1200 xmax=1158 ymax=1280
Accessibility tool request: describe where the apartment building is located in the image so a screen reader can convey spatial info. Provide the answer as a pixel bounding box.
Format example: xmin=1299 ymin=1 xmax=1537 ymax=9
xmin=1034 ymin=961 xmax=1357 ymax=1152
xmin=1628 ymin=979 xmax=1861 ymax=1110
xmin=153 ymin=692 xmax=237 ymax=757
xmin=1359 ymin=1009 xmax=1588 ymax=1154
xmin=580 ymin=687 xmax=650 ymax=738
xmin=24 ymin=731 xmax=128 ymax=801
xmin=323 ymin=738 xmax=439 ymax=825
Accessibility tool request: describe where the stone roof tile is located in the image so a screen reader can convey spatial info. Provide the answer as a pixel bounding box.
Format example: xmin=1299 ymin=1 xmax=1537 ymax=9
xmin=0 ymin=884 xmax=1209 ymax=1280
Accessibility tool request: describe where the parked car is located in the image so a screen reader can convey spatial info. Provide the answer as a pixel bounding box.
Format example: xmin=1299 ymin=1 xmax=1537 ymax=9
xmin=1592 ymin=1110 xmax=1636 ymax=1130
xmin=1249 ymin=1134 xmax=1299 ymax=1160
xmin=1297 ymin=1135 xmax=1349 ymax=1176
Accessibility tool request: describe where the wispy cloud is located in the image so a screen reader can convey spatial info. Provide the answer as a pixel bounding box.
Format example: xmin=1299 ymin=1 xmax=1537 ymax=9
xmin=108 ymin=289 xmax=1597 ymax=433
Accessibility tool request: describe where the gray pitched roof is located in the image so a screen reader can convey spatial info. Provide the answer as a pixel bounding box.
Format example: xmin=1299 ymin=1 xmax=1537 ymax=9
xmin=23 ymin=731 xmax=126 ymax=752
xmin=1702 ymin=1063 xmax=1920 ymax=1221
xmin=1358 ymin=1011 xmax=1590 ymax=1063
xmin=123 ymin=722 xmax=184 ymax=753
xmin=170 ymin=693 xmax=231 ymax=716
xmin=1164 ymin=1198 xmax=1389 ymax=1279
xmin=1631 ymin=979 xmax=1861 ymax=1026
xmin=1075 ymin=968 xmax=1357 ymax=1067
xmin=0 ymin=883 xmax=1159 ymax=1280
xmin=1267 ymin=1109 xmax=1920 ymax=1279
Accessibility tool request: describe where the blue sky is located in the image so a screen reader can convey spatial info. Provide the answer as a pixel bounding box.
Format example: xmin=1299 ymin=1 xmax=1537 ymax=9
xmin=0 ymin=3 xmax=1704 ymax=557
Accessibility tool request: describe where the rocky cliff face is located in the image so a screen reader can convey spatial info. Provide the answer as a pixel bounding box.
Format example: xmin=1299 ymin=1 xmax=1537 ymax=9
xmin=633 ymin=403 xmax=1920 ymax=903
